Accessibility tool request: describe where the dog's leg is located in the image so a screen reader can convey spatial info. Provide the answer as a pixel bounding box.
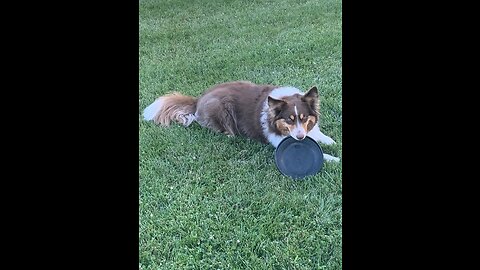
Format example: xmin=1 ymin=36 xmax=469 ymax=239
xmin=318 ymin=132 xmax=336 ymax=145
xmin=178 ymin=113 xmax=196 ymax=127
xmin=323 ymin=154 xmax=340 ymax=162
xmin=307 ymin=126 xmax=336 ymax=145
xmin=223 ymin=131 xmax=235 ymax=138
xmin=307 ymin=126 xmax=340 ymax=161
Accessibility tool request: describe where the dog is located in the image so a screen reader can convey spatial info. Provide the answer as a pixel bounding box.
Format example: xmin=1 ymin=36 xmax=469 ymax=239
xmin=143 ymin=81 xmax=340 ymax=162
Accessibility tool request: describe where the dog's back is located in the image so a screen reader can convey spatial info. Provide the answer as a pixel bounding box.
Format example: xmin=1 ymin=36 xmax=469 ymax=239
xmin=195 ymin=81 xmax=277 ymax=142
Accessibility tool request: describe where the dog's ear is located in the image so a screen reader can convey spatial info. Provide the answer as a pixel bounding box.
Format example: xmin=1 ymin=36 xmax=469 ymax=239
xmin=268 ymin=96 xmax=286 ymax=116
xmin=268 ymin=96 xmax=286 ymax=109
xmin=302 ymin=86 xmax=319 ymax=113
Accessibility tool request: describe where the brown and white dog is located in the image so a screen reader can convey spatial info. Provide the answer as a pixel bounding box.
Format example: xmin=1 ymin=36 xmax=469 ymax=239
xmin=143 ymin=81 xmax=339 ymax=162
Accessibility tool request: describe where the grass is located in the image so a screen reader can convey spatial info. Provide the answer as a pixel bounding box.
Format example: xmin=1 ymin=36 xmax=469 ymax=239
xmin=139 ymin=0 xmax=342 ymax=269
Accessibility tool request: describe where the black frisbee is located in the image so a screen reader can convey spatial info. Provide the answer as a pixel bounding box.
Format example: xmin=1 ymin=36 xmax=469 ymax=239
xmin=274 ymin=136 xmax=324 ymax=179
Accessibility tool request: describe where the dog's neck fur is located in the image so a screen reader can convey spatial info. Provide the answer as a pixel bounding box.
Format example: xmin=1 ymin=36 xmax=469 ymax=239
xmin=268 ymin=86 xmax=302 ymax=99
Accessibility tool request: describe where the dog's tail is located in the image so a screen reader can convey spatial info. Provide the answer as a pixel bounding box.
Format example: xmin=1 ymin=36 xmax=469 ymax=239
xmin=143 ymin=92 xmax=197 ymax=127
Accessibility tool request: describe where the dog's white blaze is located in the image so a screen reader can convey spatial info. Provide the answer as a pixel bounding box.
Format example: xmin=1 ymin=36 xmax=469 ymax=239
xmin=143 ymin=98 xmax=164 ymax=120
xmin=290 ymin=105 xmax=306 ymax=140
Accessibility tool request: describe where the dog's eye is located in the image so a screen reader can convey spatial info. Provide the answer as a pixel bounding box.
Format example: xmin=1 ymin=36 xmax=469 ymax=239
xmin=285 ymin=118 xmax=293 ymax=124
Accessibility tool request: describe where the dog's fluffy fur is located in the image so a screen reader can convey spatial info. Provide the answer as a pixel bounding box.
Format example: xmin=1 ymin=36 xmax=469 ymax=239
xmin=143 ymin=81 xmax=339 ymax=161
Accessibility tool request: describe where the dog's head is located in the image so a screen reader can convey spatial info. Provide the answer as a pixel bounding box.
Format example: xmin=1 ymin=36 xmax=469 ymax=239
xmin=268 ymin=86 xmax=319 ymax=140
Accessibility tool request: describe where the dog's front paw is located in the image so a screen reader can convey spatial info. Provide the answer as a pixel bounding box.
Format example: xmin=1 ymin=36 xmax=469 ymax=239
xmin=323 ymin=154 xmax=340 ymax=162
xmin=320 ymin=136 xmax=336 ymax=145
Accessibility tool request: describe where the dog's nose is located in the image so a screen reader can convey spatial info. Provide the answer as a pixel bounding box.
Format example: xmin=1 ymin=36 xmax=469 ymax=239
xmin=296 ymin=134 xmax=305 ymax=140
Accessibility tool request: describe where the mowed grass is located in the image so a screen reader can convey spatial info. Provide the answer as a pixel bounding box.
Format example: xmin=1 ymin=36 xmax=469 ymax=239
xmin=139 ymin=0 xmax=342 ymax=269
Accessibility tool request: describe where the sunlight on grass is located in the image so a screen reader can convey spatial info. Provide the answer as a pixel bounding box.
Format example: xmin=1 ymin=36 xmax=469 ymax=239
xmin=139 ymin=0 xmax=342 ymax=269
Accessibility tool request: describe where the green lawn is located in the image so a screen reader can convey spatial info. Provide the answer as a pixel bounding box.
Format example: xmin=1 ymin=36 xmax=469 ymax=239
xmin=139 ymin=0 xmax=342 ymax=269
